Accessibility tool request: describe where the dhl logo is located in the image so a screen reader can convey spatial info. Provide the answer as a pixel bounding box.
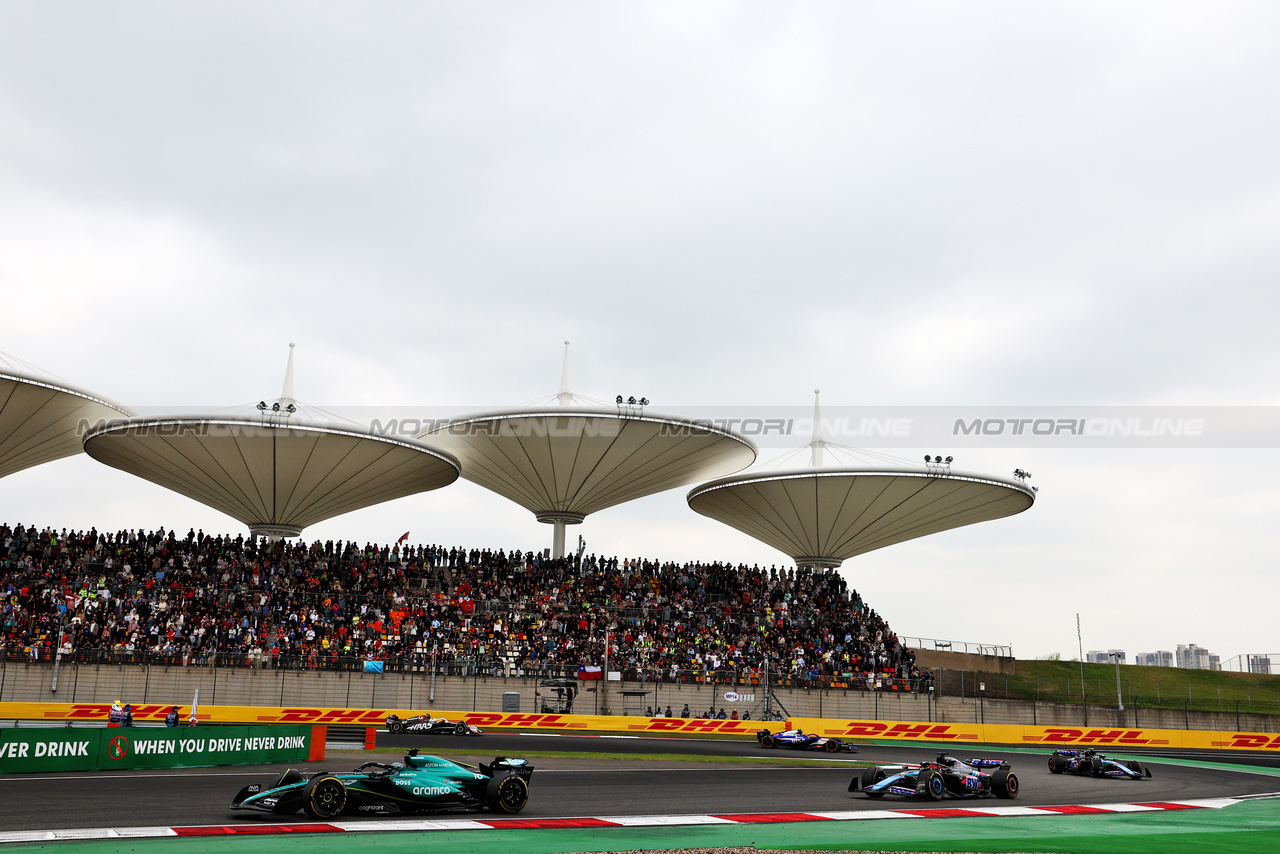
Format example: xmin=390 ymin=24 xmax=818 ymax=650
xmin=462 ymin=713 xmax=578 ymax=728
xmin=53 ymin=704 xmax=182 ymax=720
xmin=273 ymin=709 xmax=390 ymax=723
xmin=834 ymin=722 xmax=973 ymax=740
xmin=635 ymin=719 xmax=761 ymax=734
xmin=1221 ymin=734 xmax=1280 ymax=750
xmin=1037 ymin=728 xmax=1152 ymax=745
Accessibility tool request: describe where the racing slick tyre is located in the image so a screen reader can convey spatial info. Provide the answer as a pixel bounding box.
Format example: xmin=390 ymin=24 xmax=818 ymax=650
xmin=1090 ymin=757 xmax=1105 ymax=778
xmin=388 ymin=719 xmax=404 ymax=734
xmin=303 ymin=775 xmax=347 ymax=818
xmin=1048 ymin=755 xmax=1067 ymax=774
xmin=760 ymin=734 xmax=776 ymax=748
xmin=455 ymin=722 xmax=469 ymax=736
xmin=921 ymin=770 xmax=946 ymax=801
xmin=486 ymin=773 xmax=529 ymax=814
xmin=1125 ymin=760 xmax=1144 ymax=777
xmin=824 ymin=738 xmax=842 ymax=753
xmin=992 ymin=769 xmax=1019 ymax=799
xmin=860 ymin=766 xmax=886 ymax=797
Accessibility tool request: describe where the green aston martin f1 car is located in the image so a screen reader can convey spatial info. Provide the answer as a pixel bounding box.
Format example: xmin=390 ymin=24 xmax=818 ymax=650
xmin=230 ymin=749 xmax=532 ymax=817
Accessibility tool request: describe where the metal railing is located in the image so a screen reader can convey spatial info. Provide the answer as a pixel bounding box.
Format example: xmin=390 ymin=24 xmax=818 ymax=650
xmin=0 ymin=646 xmax=928 ymax=694
xmin=901 ymin=636 xmax=1013 ymax=658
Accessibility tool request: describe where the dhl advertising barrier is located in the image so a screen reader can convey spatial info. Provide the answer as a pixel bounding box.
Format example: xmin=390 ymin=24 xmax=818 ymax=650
xmin=793 ymin=717 xmax=1280 ymax=752
xmin=0 ymin=724 xmax=325 ymax=774
xmin=5 ymin=703 xmax=1280 ymax=753
xmin=0 ymin=702 xmax=786 ymax=736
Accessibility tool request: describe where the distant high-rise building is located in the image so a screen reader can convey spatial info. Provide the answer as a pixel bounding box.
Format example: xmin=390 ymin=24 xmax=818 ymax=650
xmin=1136 ymin=650 xmax=1176 ymax=668
xmin=1249 ymin=656 xmax=1272 ymax=675
xmin=1209 ymin=654 xmax=1221 ymax=671
xmin=1087 ymin=649 xmax=1126 ymax=664
xmin=1176 ymin=644 xmax=1212 ymax=669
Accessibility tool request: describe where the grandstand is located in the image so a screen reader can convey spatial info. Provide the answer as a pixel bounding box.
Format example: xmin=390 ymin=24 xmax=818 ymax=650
xmin=0 ymin=522 xmax=927 ymax=694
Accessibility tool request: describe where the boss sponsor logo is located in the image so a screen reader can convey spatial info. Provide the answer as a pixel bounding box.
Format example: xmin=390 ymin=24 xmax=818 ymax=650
xmin=1039 ymin=728 xmax=1151 ymax=745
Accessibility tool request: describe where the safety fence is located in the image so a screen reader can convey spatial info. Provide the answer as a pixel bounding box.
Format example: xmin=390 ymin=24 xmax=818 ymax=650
xmin=0 ymin=650 xmax=924 ymax=694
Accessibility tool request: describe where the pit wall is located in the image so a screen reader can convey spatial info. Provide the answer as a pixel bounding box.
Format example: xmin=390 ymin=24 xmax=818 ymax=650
xmin=0 ymin=723 xmax=325 ymax=774
xmin=4 ymin=702 xmax=1280 ymax=754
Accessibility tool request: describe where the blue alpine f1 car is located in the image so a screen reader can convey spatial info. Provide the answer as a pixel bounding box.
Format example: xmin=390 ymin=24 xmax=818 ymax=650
xmin=756 ymin=728 xmax=858 ymax=753
xmin=230 ymin=749 xmax=532 ymax=817
xmin=1048 ymin=749 xmax=1151 ymax=779
xmin=851 ymin=754 xmax=1018 ymax=800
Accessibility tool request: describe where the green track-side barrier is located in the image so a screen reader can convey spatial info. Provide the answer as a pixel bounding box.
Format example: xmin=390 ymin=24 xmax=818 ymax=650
xmin=0 ymin=725 xmax=318 ymax=774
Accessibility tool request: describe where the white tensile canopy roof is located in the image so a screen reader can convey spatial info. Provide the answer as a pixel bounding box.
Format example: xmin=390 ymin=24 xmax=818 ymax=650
xmin=687 ymin=466 xmax=1035 ymax=568
xmin=84 ymin=416 xmax=460 ymax=539
xmin=422 ymin=407 xmax=756 ymax=555
xmin=0 ymin=354 xmax=133 ymax=480
xmin=420 ymin=342 xmax=757 ymax=557
xmin=686 ymin=391 xmax=1035 ymax=568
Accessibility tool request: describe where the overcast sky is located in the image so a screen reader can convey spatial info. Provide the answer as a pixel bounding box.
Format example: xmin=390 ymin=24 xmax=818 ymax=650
xmin=2 ymin=2 xmax=1278 ymax=664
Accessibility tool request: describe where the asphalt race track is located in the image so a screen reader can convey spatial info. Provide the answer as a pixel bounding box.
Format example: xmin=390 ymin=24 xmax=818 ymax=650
xmin=0 ymin=733 xmax=1277 ymax=832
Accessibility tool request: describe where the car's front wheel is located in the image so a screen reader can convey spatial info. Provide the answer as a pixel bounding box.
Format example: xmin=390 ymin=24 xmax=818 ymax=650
xmin=992 ymin=769 xmax=1018 ymax=799
xmin=455 ymin=722 xmax=469 ymax=736
xmin=388 ymin=719 xmax=403 ymax=734
xmin=921 ymin=770 xmax=945 ymax=801
xmin=860 ymin=767 xmax=886 ymax=797
xmin=824 ymin=739 xmax=841 ymax=753
xmin=487 ymin=774 xmax=528 ymax=813
xmin=303 ymin=775 xmax=347 ymax=818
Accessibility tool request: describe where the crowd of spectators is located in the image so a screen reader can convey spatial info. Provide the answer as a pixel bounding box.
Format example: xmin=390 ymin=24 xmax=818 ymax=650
xmin=0 ymin=522 xmax=929 ymax=691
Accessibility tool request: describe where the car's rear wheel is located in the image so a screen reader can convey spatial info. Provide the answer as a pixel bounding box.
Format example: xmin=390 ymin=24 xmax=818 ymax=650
xmin=455 ymin=722 xmax=469 ymax=736
xmin=303 ymin=775 xmax=347 ymax=818
xmin=860 ymin=767 xmax=886 ymax=797
xmin=921 ymin=770 xmax=945 ymax=801
xmin=1048 ymin=755 xmax=1066 ymax=774
xmin=1090 ymin=758 xmax=1105 ymax=778
xmin=487 ymin=774 xmax=528 ymax=813
xmin=760 ymin=734 xmax=775 ymax=748
xmin=992 ymin=769 xmax=1018 ymax=799
xmin=824 ymin=739 xmax=841 ymax=753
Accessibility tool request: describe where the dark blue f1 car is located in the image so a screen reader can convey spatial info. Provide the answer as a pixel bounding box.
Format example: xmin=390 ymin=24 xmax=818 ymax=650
xmin=757 ymin=728 xmax=858 ymax=753
xmin=851 ymin=754 xmax=1019 ymax=800
xmin=1048 ymin=749 xmax=1151 ymax=779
